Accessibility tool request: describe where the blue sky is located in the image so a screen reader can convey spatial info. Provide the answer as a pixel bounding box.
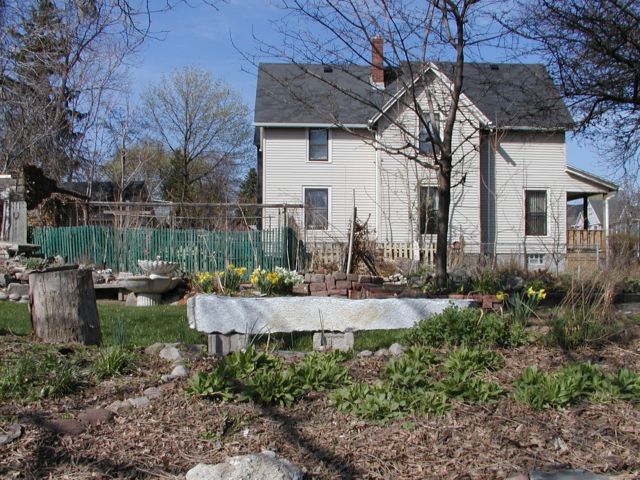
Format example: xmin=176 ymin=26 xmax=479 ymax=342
xmin=129 ymin=0 xmax=614 ymax=181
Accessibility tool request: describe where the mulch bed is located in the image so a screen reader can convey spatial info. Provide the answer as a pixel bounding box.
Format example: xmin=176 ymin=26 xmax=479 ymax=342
xmin=1 ymin=339 xmax=640 ymax=479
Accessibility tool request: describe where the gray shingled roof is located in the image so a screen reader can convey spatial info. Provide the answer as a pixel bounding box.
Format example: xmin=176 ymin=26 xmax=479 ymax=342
xmin=254 ymin=62 xmax=574 ymax=129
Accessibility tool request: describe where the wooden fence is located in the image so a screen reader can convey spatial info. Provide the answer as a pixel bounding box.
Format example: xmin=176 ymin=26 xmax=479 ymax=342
xmin=307 ymin=241 xmax=441 ymax=267
xmin=567 ymin=229 xmax=604 ymax=251
xmin=30 ymin=225 xmax=299 ymax=273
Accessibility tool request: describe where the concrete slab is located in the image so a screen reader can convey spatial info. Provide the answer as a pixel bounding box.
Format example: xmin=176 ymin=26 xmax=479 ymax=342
xmin=188 ymin=295 xmax=475 ymax=334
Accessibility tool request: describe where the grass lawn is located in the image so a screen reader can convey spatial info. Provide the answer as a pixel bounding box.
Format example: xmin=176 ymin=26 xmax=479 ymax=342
xmin=0 ymin=302 xmax=205 ymax=347
xmin=0 ymin=302 xmax=406 ymax=351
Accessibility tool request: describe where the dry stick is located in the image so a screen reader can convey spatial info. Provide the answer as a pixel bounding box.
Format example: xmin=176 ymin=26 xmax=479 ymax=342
xmin=346 ymin=189 xmax=356 ymax=273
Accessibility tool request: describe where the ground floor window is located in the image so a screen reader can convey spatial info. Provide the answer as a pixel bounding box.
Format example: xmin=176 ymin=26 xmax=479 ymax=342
xmin=304 ymin=188 xmax=329 ymax=230
xmin=525 ymin=190 xmax=547 ymax=236
xmin=419 ymin=185 xmax=438 ymax=234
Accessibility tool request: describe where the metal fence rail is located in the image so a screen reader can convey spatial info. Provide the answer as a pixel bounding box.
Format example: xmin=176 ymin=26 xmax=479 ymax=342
xmin=30 ymin=225 xmax=299 ymax=273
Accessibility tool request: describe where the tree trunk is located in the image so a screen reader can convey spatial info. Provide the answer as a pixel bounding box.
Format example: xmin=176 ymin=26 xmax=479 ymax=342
xmin=436 ymin=162 xmax=452 ymax=289
xmin=29 ymin=267 xmax=101 ymax=345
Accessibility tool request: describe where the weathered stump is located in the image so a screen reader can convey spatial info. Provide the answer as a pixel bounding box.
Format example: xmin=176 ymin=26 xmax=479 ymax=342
xmin=29 ymin=267 xmax=101 ymax=345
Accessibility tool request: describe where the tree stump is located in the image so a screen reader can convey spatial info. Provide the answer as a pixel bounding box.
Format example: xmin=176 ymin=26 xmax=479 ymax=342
xmin=29 ymin=267 xmax=101 ymax=345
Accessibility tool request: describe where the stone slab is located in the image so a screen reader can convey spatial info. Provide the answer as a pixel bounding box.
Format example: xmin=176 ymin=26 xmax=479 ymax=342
xmin=7 ymin=282 xmax=29 ymax=297
xmin=189 ymin=295 xmax=475 ymax=334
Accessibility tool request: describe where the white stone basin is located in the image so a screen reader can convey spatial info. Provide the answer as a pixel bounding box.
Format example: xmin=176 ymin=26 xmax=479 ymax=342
xmin=137 ymin=260 xmax=180 ymax=276
xmin=120 ymin=276 xmax=181 ymax=294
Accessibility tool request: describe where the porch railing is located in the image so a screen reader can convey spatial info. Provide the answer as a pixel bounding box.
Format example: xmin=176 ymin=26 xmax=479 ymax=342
xmin=567 ymin=229 xmax=604 ymax=251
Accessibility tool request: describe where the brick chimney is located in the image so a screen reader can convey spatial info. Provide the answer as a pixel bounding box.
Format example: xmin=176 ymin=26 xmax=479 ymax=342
xmin=371 ymin=37 xmax=384 ymax=88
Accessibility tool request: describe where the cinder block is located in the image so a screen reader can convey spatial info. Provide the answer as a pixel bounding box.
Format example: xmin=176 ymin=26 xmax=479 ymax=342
xmin=309 ymin=282 xmax=327 ymax=292
xmin=325 ymin=275 xmax=336 ymax=290
xmin=328 ymin=288 xmax=348 ymax=296
xmin=333 ymin=272 xmax=347 ymax=281
xmin=292 ymin=283 xmax=310 ymax=295
xmin=335 ymin=280 xmax=350 ymax=289
xmin=208 ymin=333 xmax=248 ymax=356
xmin=347 ymin=273 xmax=359 ymax=282
xmin=310 ymin=290 xmax=328 ymax=296
xmin=312 ymin=331 xmax=354 ymax=351
xmin=308 ymin=274 xmax=325 ymax=283
xmin=7 ymin=283 xmax=29 ymax=297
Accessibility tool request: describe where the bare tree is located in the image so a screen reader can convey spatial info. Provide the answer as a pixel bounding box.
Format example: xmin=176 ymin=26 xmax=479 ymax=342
xmin=508 ymin=0 xmax=640 ymax=177
xmin=250 ymin=0 xmax=506 ymax=287
xmin=142 ymin=65 xmax=252 ymax=204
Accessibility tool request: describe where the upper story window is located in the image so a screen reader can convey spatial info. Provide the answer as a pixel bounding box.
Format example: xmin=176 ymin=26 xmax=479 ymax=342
xmin=308 ymin=128 xmax=328 ymax=161
xmin=525 ymin=190 xmax=547 ymax=236
xmin=418 ymin=113 xmax=440 ymax=155
xmin=419 ymin=185 xmax=438 ymax=234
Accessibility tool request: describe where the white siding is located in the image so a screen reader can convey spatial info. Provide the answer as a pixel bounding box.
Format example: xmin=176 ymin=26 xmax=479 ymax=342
xmin=492 ymin=131 xmax=567 ymax=257
xmin=262 ymin=128 xmax=377 ymax=242
xmin=377 ymin=74 xmax=482 ymax=250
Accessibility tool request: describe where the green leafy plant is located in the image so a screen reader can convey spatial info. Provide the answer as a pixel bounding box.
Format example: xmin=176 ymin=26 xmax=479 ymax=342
xmin=470 ymin=269 xmax=501 ymax=294
xmin=443 ymin=347 xmax=504 ymax=375
xmin=186 ymin=370 xmax=235 ymax=401
xmin=381 ymin=347 xmax=439 ymax=390
xmin=439 ymin=369 xmax=504 ymax=403
xmin=240 ymin=368 xmax=303 ymax=406
xmin=404 ymin=307 xmax=524 ymax=348
xmin=292 ymin=351 xmax=351 ymax=391
xmin=502 ymin=287 xmax=547 ymax=326
xmin=93 ymin=347 xmax=138 ymax=380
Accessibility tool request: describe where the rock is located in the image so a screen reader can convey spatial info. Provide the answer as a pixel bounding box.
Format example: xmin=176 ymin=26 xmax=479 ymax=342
xmin=185 ymin=343 xmax=207 ymax=355
xmin=374 ymin=348 xmax=389 ymax=357
xmin=529 ymin=470 xmax=608 ymax=480
xmin=506 ymin=475 xmax=528 ymax=480
xmin=77 ymin=408 xmax=114 ymax=425
xmin=143 ymin=387 xmax=162 ymax=400
xmin=46 ymin=419 xmax=85 ymax=436
xmin=171 ymin=365 xmax=188 ymax=377
xmin=160 ymin=374 xmax=177 ymax=382
xmin=144 ymin=342 xmax=165 ymax=356
xmin=333 ymin=272 xmax=347 ymax=281
xmin=125 ymin=292 xmax=137 ymax=307
xmin=127 ymin=396 xmax=151 ymax=409
xmin=0 ymin=292 xmax=8 ymax=301
xmin=9 ymin=293 xmax=20 ymax=301
xmin=503 ymin=275 xmax=525 ymax=291
xmin=357 ymin=350 xmax=373 ymax=358
xmin=0 ymin=424 xmax=23 ymax=445
xmin=185 ymin=450 xmax=303 ymax=480
xmin=7 ymin=282 xmax=29 ymax=297
xmin=107 ymin=400 xmax=132 ymax=414
xmin=188 ymin=295 xmax=476 ymax=334
xmin=388 ymin=343 xmax=406 ymax=356
xmin=159 ymin=345 xmax=182 ymax=361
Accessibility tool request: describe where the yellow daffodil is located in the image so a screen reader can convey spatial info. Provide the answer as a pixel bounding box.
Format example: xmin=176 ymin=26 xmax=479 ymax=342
xmin=496 ymin=291 xmax=506 ymax=302
xmin=526 ymin=286 xmax=535 ymax=298
xmin=537 ymin=289 xmax=547 ymax=300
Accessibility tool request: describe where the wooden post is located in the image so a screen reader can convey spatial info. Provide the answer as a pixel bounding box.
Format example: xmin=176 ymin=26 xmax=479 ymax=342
xmin=29 ymin=267 xmax=101 ymax=345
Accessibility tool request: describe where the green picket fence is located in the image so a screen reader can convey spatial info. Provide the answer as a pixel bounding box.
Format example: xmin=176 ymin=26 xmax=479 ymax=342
xmin=29 ymin=226 xmax=299 ymax=273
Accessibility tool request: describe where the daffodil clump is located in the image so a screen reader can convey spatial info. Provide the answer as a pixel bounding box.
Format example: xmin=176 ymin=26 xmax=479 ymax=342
xmin=195 ymin=264 xmax=247 ymax=294
xmin=502 ymin=286 xmax=547 ymax=326
xmin=250 ymin=267 xmax=303 ymax=296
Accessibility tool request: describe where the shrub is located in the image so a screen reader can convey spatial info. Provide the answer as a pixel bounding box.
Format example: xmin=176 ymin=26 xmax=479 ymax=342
xmin=404 ymin=307 xmax=525 ymax=348
xmin=470 ymin=269 xmax=501 ymax=294
xmin=93 ymin=347 xmax=138 ymax=380
xmin=546 ymin=273 xmax=619 ymax=350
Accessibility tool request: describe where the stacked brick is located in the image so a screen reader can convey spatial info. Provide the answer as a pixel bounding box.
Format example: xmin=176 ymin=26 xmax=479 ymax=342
xmin=292 ymin=272 xmax=384 ymax=298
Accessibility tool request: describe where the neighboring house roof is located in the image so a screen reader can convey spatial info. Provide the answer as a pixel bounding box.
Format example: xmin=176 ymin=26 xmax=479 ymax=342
xmin=59 ymin=181 xmax=148 ymax=202
xmin=254 ymin=62 xmax=574 ymax=130
xmin=566 ymin=165 xmax=618 ymax=193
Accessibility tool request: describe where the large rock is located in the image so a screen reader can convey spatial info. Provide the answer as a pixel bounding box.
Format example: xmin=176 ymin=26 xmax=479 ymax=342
xmin=188 ymin=295 xmax=475 ymax=334
xmin=186 ymin=451 xmax=303 ymax=480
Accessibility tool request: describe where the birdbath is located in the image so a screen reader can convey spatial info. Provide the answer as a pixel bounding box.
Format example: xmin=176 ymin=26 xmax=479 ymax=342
xmin=120 ymin=260 xmax=181 ymax=306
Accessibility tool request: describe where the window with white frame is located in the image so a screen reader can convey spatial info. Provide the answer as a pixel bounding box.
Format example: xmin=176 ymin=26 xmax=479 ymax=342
xmin=308 ymin=129 xmax=329 ymax=161
xmin=525 ymin=190 xmax=547 ymax=236
xmin=419 ymin=185 xmax=438 ymax=234
xmin=418 ymin=113 xmax=440 ymax=155
xmin=304 ymin=188 xmax=329 ymax=230
xmin=527 ymin=253 xmax=545 ymax=267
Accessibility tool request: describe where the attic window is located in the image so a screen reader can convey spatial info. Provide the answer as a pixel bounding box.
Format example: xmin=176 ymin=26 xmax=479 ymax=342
xmin=490 ymin=64 xmax=499 ymax=70
xmin=308 ymin=129 xmax=329 ymax=161
xmin=418 ymin=113 xmax=440 ymax=155
xmin=323 ymin=65 xmax=333 ymax=73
